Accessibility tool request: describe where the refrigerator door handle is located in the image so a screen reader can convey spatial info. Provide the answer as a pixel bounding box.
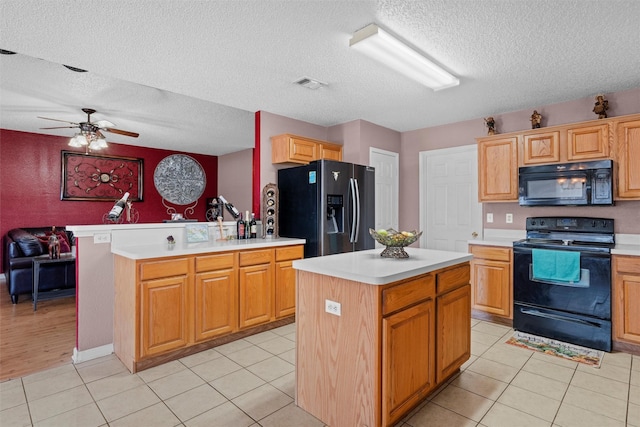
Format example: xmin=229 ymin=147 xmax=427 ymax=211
xmin=353 ymin=178 xmax=361 ymax=243
xmin=349 ymin=178 xmax=357 ymax=243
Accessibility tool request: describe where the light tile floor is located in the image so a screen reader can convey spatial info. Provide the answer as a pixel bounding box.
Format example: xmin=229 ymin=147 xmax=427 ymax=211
xmin=1 ymin=319 xmax=639 ymax=426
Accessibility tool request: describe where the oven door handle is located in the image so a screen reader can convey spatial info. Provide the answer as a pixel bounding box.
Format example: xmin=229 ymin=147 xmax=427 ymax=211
xmin=519 ymin=308 xmax=603 ymax=328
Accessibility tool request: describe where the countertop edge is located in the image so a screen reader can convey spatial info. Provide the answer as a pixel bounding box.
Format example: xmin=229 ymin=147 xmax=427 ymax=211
xmin=293 ymin=250 xmax=472 ymax=285
xmin=112 ymin=238 xmax=306 ymax=259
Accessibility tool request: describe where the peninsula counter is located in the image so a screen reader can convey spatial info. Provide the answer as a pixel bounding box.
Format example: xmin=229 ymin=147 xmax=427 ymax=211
xmin=293 ymin=248 xmax=473 ymax=427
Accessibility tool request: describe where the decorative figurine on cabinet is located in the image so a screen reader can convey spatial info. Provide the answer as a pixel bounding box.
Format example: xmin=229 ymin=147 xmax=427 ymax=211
xmin=484 ymin=117 xmax=496 ymax=135
xmin=593 ymin=94 xmax=609 ymax=119
xmin=530 ymin=110 xmax=542 ymax=129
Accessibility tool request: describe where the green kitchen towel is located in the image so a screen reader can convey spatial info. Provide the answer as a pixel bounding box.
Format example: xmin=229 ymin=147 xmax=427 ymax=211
xmin=532 ymin=249 xmax=580 ymax=282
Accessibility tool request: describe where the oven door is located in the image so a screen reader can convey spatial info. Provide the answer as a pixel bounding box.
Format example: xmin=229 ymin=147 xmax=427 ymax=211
xmin=513 ymin=245 xmax=612 ymax=351
xmin=513 ymin=246 xmax=611 ymax=320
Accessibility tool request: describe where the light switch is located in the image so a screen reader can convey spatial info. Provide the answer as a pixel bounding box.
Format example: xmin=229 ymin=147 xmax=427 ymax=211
xmin=487 ymin=213 xmax=493 ymax=223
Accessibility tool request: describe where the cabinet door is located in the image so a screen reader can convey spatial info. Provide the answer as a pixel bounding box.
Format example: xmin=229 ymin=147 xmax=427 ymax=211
xmin=239 ymin=263 xmax=272 ymax=328
xmin=382 ymin=299 xmax=435 ymax=427
xmin=319 ymin=142 xmax=343 ymax=161
xmin=615 ymin=119 xmax=640 ymax=199
xmin=477 ymin=137 xmax=518 ymax=201
xmin=567 ymin=123 xmax=609 ymax=160
xmin=271 ymin=134 xmax=317 ymax=164
xmin=274 ymin=260 xmax=296 ymax=318
xmin=140 ymin=276 xmax=189 ymax=357
xmin=194 ymin=269 xmax=237 ymax=342
xmin=437 ymin=284 xmax=471 ymax=383
xmin=613 ymin=256 xmax=640 ymax=344
xmin=471 ymin=258 xmax=511 ymax=318
xmin=522 ymin=131 xmax=560 ymax=165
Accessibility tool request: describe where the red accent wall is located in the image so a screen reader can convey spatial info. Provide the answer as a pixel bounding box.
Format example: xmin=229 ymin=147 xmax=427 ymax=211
xmin=1 ymin=129 xmax=218 ymax=272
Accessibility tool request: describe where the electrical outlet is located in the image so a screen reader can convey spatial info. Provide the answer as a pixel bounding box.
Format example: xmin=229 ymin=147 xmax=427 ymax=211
xmin=506 ymin=213 xmax=513 ymax=224
xmin=325 ymin=299 xmax=341 ymax=316
xmin=487 ymin=213 xmax=494 ymax=223
xmin=93 ymin=233 xmax=111 ymax=244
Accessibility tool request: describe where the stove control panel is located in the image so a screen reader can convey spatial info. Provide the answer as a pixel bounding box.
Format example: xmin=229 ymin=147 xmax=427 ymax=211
xmin=525 ymin=217 xmax=614 ymax=233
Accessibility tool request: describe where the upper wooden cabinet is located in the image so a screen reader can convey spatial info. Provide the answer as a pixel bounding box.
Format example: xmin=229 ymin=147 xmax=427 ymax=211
xmin=271 ymin=133 xmax=343 ymax=164
xmin=522 ymin=131 xmax=560 ymax=165
xmin=614 ymin=118 xmax=640 ymax=199
xmin=567 ymin=123 xmax=610 ymax=160
xmin=477 ymin=136 xmax=518 ymax=202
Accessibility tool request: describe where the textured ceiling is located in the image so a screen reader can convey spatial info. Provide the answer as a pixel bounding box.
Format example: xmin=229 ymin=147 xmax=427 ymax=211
xmin=1 ymin=0 xmax=639 ymax=156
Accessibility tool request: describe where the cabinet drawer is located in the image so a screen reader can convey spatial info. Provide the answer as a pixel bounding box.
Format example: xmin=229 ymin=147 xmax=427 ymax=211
xmin=382 ymin=275 xmax=435 ymax=315
xmin=195 ymin=252 xmax=235 ymax=272
xmin=614 ymin=256 xmax=640 ymax=275
xmin=275 ymin=245 xmax=304 ymax=262
xmin=140 ymin=258 xmax=190 ymax=280
xmin=437 ymin=264 xmax=470 ymax=294
xmin=239 ymin=249 xmax=274 ymax=266
xmin=470 ymin=245 xmax=511 ymax=262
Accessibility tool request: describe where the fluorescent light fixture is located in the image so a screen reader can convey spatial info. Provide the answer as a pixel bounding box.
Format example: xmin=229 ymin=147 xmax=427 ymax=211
xmin=349 ymin=23 xmax=459 ymax=91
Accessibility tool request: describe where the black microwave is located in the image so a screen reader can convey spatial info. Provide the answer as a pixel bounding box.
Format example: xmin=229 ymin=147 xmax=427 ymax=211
xmin=518 ymin=160 xmax=613 ymax=206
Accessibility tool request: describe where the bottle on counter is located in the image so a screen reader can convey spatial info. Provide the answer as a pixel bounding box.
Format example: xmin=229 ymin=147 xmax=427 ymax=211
xmin=244 ymin=211 xmax=251 ymax=239
xmin=237 ymin=212 xmax=246 ymax=239
xmin=219 ymin=195 xmax=240 ymax=219
xmin=108 ymin=192 xmax=130 ymax=220
xmin=249 ymin=213 xmax=257 ymax=238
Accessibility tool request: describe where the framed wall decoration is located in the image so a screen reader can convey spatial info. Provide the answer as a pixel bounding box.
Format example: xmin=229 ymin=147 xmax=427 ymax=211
xmin=61 ymin=151 xmax=143 ymax=201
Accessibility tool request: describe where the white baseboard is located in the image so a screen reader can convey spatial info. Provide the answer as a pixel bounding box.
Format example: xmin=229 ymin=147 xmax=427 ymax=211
xmin=72 ymin=344 xmax=114 ymax=364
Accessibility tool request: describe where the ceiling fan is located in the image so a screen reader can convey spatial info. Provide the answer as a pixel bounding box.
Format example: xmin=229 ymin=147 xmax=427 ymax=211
xmin=39 ymin=108 xmax=139 ymax=151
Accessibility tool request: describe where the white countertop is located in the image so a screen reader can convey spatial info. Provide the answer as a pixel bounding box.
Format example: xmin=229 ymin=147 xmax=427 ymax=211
xmin=112 ymin=237 xmax=306 ymax=260
xmin=293 ymin=248 xmax=473 ymax=285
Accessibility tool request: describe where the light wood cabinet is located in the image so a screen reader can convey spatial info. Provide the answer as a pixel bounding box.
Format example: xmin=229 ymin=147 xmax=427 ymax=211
xmin=194 ymin=253 xmax=238 ymax=342
xmin=113 ymin=244 xmax=303 ymax=373
xmin=567 ymin=123 xmax=610 ymax=160
xmin=470 ymin=245 xmax=512 ymax=319
xmin=614 ymin=118 xmax=640 ymax=199
xmin=139 ymin=258 xmax=191 ymax=357
xmin=274 ymin=246 xmax=303 ymax=318
xmin=271 ymin=133 xmax=343 ymax=164
xmin=238 ymin=249 xmax=274 ymax=329
xmin=522 ymin=131 xmax=560 ymax=165
xmin=436 ymin=265 xmax=471 ymax=383
xmin=613 ymin=255 xmax=640 ymax=345
xmin=477 ymin=136 xmax=518 ymax=202
xmin=382 ymin=298 xmax=435 ymax=427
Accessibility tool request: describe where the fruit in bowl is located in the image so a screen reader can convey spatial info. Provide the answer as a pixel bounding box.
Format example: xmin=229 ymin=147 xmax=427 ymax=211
xmin=369 ymin=228 xmax=422 ymax=247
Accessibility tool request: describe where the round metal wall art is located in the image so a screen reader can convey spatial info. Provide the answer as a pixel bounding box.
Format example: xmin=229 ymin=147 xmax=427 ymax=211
xmin=153 ymin=154 xmax=206 ymax=205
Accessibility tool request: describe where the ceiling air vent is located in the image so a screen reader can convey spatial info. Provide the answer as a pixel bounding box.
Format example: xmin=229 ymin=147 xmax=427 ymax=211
xmin=294 ymin=76 xmax=327 ymax=90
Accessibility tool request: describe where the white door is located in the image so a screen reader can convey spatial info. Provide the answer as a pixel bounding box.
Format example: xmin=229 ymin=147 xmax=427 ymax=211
xmin=370 ymin=148 xmax=399 ymax=239
xmin=419 ymin=145 xmax=482 ymax=252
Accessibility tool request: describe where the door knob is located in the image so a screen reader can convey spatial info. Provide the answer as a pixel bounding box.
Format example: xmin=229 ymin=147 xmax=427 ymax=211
xmin=471 ymin=232 xmax=478 ymax=238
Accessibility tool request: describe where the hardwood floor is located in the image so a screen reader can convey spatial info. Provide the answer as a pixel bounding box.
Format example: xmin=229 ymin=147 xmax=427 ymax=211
xmin=0 ymin=277 xmax=76 ymax=381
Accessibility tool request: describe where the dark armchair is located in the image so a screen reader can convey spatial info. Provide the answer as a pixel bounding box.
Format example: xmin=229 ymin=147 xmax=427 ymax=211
xmin=3 ymin=227 xmax=76 ymax=304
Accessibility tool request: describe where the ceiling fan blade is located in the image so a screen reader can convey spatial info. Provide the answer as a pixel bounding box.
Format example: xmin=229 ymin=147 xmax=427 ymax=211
xmin=37 ymin=116 xmax=79 ymax=125
xmin=93 ymin=119 xmax=116 ymax=128
xmin=40 ymin=125 xmax=80 ymax=130
xmin=104 ymin=128 xmax=139 ymax=138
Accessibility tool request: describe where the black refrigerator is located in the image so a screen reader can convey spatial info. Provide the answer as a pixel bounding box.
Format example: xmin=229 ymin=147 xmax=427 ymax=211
xmin=278 ymin=159 xmax=375 ymax=258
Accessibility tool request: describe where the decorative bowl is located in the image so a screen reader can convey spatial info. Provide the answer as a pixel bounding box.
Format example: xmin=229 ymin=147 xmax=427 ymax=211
xmin=369 ymin=228 xmax=423 ymax=258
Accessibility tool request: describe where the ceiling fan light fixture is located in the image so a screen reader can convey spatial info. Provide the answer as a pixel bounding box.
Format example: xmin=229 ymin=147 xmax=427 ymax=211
xmin=69 ymin=133 xmax=87 ymax=147
xmin=90 ymin=136 xmax=108 ymax=150
xmin=349 ymin=23 xmax=459 ymax=91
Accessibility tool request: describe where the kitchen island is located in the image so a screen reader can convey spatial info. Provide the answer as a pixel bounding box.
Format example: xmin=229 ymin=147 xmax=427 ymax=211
xmin=293 ymin=247 xmax=473 ymax=427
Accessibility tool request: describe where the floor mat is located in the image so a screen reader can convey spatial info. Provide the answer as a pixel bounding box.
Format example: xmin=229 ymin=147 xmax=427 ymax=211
xmin=506 ymin=330 xmax=603 ymax=368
